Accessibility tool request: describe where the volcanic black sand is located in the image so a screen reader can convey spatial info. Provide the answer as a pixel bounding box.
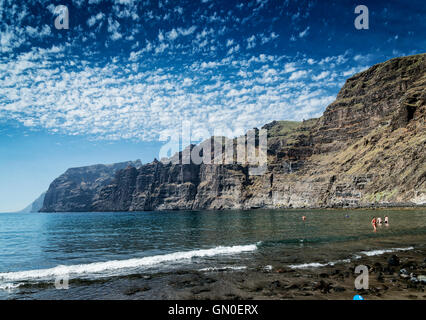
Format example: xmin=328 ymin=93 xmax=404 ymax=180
xmin=10 ymin=236 xmax=425 ymax=300
xmin=116 ymin=247 xmax=426 ymax=300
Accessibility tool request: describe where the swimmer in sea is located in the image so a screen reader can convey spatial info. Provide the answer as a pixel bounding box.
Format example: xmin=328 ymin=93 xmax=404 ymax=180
xmin=371 ymin=217 xmax=377 ymax=232
xmin=377 ymin=217 xmax=382 ymax=225
xmin=384 ymin=216 xmax=389 ymax=226
xmin=302 ymin=216 xmax=306 ymax=221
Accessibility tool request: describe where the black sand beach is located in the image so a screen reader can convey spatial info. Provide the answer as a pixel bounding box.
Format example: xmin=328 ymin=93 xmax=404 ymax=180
xmin=7 ymin=233 xmax=425 ymax=300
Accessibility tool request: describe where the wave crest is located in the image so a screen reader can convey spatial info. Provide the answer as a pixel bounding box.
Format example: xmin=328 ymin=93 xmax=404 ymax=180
xmin=0 ymin=244 xmax=257 ymax=283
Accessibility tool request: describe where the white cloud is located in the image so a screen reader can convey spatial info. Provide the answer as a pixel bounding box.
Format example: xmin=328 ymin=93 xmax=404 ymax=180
xmin=342 ymin=66 xmax=368 ymax=77
xmin=108 ymin=17 xmax=122 ymax=41
xmin=158 ymin=30 xmax=165 ymax=42
xmin=87 ymin=13 xmax=105 ymax=27
xmin=177 ymin=26 xmax=197 ymax=36
xmin=154 ymin=42 xmax=169 ymax=54
xmin=1 ymin=48 xmax=350 ymax=142
xmin=165 ymin=26 xmax=197 ymax=42
xmin=261 ymin=32 xmax=279 ymax=44
xmin=353 ymin=54 xmax=372 ymax=63
xmin=312 ymin=71 xmax=330 ymax=81
xmin=167 ymin=28 xmax=179 ymax=41
xmin=182 ymin=78 xmax=193 ymax=86
xmin=289 ymin=70 xmax=308 ymax=80
xmin=283 ymin=62 xmax=297 ymax=73
xmin=227 ymin=44 xmax=240 ymax=55
xmin=299 ymin=26 xmax=310 ymax=38
xmin=0 ymin=26 xmax=26 ymax=53
xmin=0 ymin=0 xmax=388 ymax=146
xmin=246 ymin=35 xmax=256 ymax=49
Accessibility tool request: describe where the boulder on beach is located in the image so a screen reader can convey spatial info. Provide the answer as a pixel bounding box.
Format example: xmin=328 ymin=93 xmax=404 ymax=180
xmin=388 ymin=255 xmax=400 ymax=267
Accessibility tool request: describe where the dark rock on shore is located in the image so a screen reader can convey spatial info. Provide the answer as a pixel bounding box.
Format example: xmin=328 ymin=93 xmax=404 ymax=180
xmin=11 ymin=245 xmax=425 ymax=300
xmin=124 ymin=285 xmax=151 ymax=296
xmin=388 ymin=255 xmax=400 ymax=266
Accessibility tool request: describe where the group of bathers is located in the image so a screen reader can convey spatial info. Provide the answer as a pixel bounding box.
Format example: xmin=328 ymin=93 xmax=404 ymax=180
xmin=372 ymin=216 xmax=389 ymax=231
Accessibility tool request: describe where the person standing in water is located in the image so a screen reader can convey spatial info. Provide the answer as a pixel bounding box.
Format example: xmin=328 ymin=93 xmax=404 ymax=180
xmin=384 ymin=216 xmax=389 ymax=226
xmin=371 ymin=217 xmax=377 ymax=232
xmin=377 ymin=217 xmax=382 ymax=225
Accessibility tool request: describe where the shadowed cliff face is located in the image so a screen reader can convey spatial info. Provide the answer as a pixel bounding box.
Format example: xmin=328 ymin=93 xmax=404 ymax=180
xmin=313 ymin=54 xmax=426 ymax=153
xmin=19 ymin=192 xmax=46 ymax=213
xmin=41 ymin=161 xmax=142 ymax=212
xmin=41 ymin=54 xmax=426 ymax=212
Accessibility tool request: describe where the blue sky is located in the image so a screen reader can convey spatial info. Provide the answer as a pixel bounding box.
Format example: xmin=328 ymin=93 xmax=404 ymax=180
xmin=0 ymin=0 xmax=425 ymax=212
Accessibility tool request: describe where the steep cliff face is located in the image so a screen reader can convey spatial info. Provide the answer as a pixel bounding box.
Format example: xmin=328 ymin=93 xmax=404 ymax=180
xmin=41 ymin=161 xmax=142 ymax=212
xmin=92 ymin=161 xmax=249 ymax=211
xmin=19 ymin=192 xmax=46 ymax=213
xmin=41 ymin=54 xmax=426 ymax=212
xmin=253 ymin=54 xmax=426 ymax=208
xmin=312 ymin=54 xmax=426 ymax=153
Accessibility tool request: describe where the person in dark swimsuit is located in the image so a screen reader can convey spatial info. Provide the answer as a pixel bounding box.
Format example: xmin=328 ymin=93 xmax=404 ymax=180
xmin=384 ymin=216 xmax=389 ymax=226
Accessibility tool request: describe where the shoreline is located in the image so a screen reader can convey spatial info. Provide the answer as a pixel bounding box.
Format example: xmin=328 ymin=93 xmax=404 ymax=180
xmin=114 ymin=247 xmax=426 ymax=300
xmin=1 ymin=209 xmax=424 ymax=300
xmin=37 ymin=204 xmax=426 ymax=213
xmin=5 ymin=244 xmax=425 ymax=300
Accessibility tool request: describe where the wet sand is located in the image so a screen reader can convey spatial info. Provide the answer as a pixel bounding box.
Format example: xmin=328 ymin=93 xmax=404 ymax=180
xmin=119 ymin=247 xmax=426 ymax=300
xmin=11 ymin=245 xmax=424 ymax=300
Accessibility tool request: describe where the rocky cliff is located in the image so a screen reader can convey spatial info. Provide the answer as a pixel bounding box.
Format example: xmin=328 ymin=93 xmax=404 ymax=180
xmin=41 ymin=54 xmax=426 ymax=212
xmin=41 ymin=160 xmax=142 ymax=212
xmin=19 ymin=192 xmax=46 ymax=213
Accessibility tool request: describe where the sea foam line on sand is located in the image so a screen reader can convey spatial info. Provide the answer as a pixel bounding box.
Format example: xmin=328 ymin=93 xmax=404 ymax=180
xmin=360 ymin=246 xmax=414 ymax=256
xmin=289 ymin=259 xmax=351 ymax=269
xmin=288 ymin=247 xmax=414 ymax=269
xmin=0 ymin=244 xmax=258 ymax=283
xmin=199 ymin=266 xmax=247 ymax=272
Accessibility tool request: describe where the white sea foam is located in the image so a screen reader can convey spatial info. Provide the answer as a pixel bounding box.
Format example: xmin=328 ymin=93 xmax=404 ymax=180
xmin=289 ymin=247 xmax=415 ymax=269
xmin=263 ymin=265 xmax=273 ymax=271
xmin=0 ymin=283 xmax=24 ymax=290
xmin=0 ymin=244 xmax=257 ymax=283
xmin=289 ymin=259 xmax=351 ymax=269
xmin=199 ymin=266 xmax=247 ymax=272
xmin=360 ymin=247 xmax=414 ymax=257
xmin=289 ymin=262 xmax=328 ymax=269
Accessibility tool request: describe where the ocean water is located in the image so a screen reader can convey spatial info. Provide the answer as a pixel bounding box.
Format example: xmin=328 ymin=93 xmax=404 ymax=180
xmin=0 ymin=209 xmax=425 ymax=299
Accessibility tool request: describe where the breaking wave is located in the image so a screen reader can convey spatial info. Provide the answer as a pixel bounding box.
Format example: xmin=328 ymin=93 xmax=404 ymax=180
xmin=0 ymin=244 xmax=258 ymax=284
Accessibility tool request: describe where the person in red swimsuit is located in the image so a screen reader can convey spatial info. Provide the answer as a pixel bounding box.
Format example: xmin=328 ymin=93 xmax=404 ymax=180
xmin=371 ymin=217 xmax=377 ymax=232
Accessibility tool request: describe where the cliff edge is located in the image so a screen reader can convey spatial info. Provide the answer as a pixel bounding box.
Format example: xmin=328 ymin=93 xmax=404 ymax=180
xmin=41 ymin=54 xmax=426 ymax=211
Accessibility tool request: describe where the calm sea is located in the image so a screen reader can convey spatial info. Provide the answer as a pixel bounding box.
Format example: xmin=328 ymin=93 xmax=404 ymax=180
xmin=0 ymin=209 xmax=425 ymax=299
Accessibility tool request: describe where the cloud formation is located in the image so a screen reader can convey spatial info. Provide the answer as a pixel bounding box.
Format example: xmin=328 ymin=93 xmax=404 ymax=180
xmin=1 ymin=0 xmax=423 ymax=142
